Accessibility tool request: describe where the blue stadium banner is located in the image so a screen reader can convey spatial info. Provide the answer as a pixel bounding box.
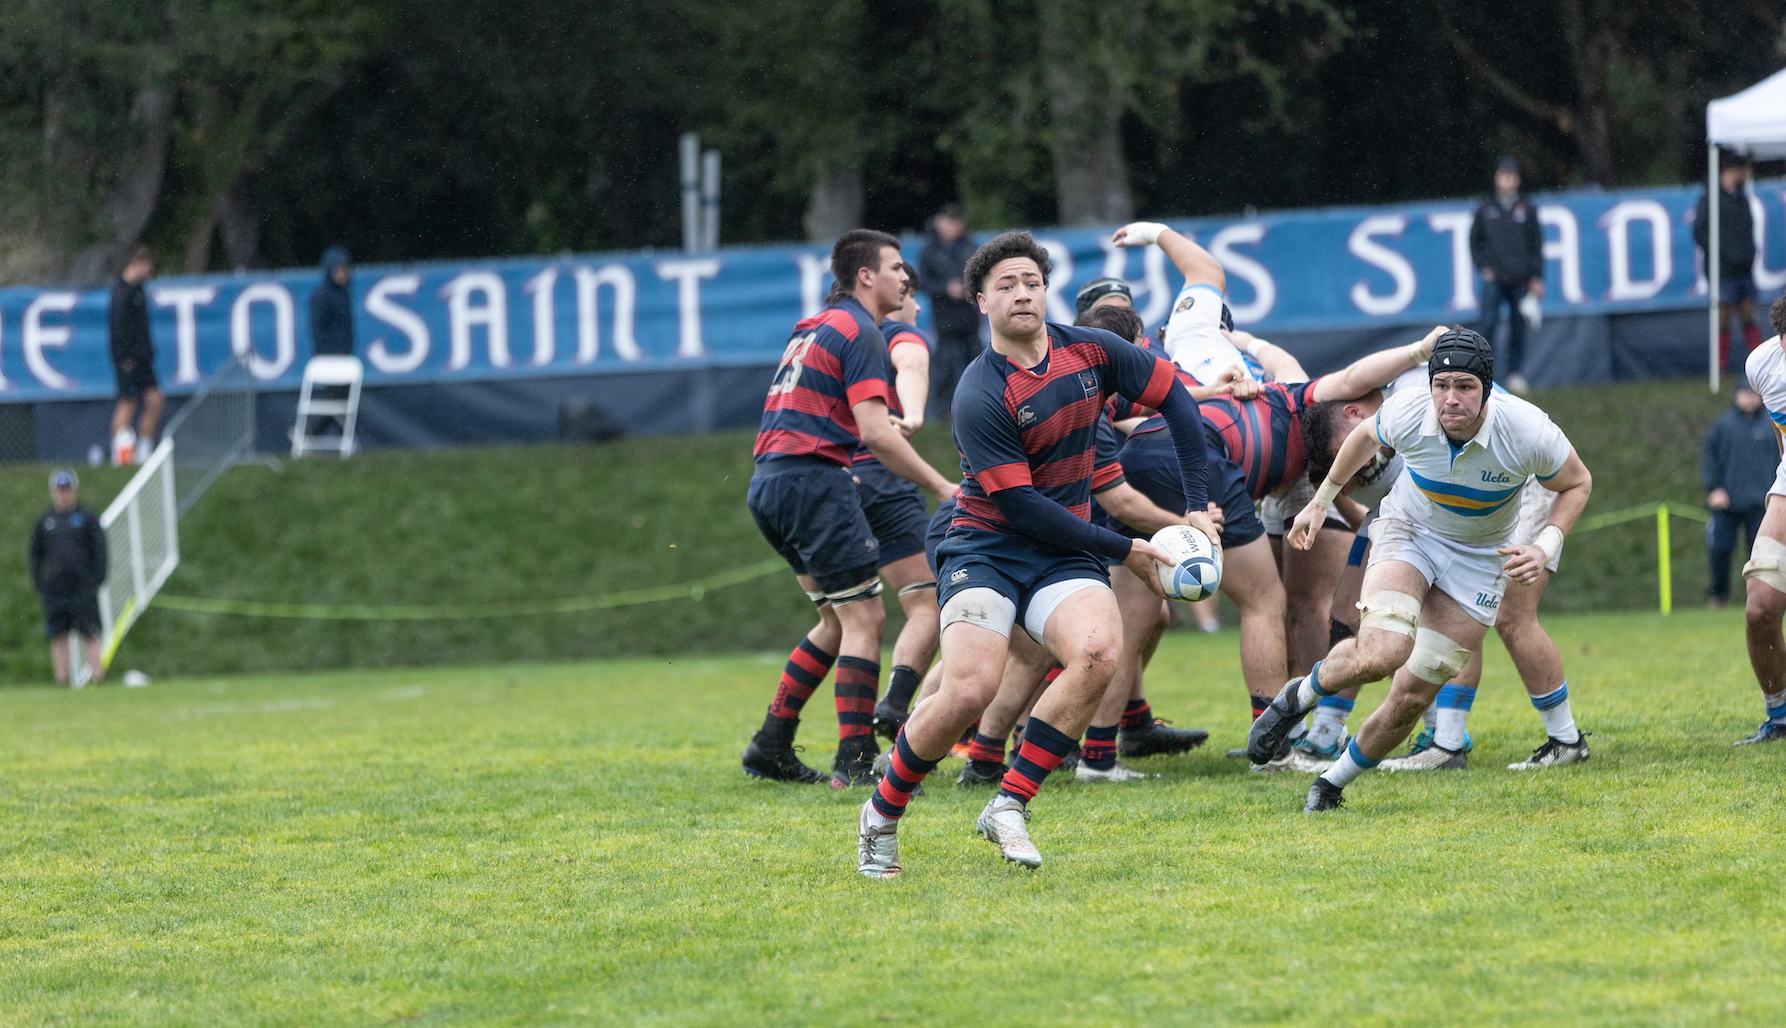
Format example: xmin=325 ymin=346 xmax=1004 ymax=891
xmin=2 ymin=181 xmax=1782 ymax=402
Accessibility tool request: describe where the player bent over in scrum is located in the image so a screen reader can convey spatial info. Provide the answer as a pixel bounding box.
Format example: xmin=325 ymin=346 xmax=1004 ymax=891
xmin=1246 ymin=328 xmax=1592 ymax=811
xmin=856 ymin=232 xmax=1217 ymax=878
xmin=743 ymin=231 xmax=955 ymax=787
xmin=1738 ymin=297 xmax=1786 ymax=745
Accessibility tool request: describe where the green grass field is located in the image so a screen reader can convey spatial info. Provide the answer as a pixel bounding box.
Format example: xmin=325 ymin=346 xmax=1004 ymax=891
xmin=0 ymin=379 xmax=1740 ymax=682
xmin=3 ymin=608 xmax=1783 ymax=1026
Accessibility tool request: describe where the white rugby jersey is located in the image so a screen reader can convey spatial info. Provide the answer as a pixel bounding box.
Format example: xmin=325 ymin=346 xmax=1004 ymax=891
xmin=1745 ymin=337 xmax=1786 ymax=452
xmin=1161 ymin=283 xmax=1276 ymax=386
xmin=1374 ymin=382 xmax=1571 ymax=546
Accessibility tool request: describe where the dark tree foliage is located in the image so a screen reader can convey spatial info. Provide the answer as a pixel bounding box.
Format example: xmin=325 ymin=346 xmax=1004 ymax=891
xmin=0 ymin=0 xmax=1779 ymax=282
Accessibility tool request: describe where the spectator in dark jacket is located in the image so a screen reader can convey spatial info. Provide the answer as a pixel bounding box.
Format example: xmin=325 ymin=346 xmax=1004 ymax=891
xmin=1693 ymin=154 xmax=1759 ymax=378
xmin=1703 ymin=382 xmax=1777 ymax=606
xmin=108 ymin=243 xmax=163 ymax=465
xmin=917 ymin=204 xmax=978 ymax=418
xmin=1471 ymin=156 xmax=1545 ymax=395
xmin=30 ymin=469 xmax=107 ymax=685
xmin=309 ymin=246 xmax=355 ymax=356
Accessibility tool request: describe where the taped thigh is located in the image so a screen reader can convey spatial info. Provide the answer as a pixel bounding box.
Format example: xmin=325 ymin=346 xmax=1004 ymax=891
xmin=1357 ymin=590 xmax=1422 ymax=637
xmin=898 ymin=581 xmax=937 ymax=597
xmin=1743 ymin=535 xmax=1786 ymax=595
xmin=803 ymin=589 xmax=830 ymax=608
xmin=1406 ymin=627 xmax=1473 ymax=686
xmin=941 ymin=587 xmax=1017 ymax=639
xmin=824 ymin=577 xmax=885 ymax=606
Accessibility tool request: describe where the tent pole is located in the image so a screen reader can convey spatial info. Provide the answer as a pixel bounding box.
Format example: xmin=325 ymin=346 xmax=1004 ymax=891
xmin=1709 ymin=146 xmax=1720 ymax=394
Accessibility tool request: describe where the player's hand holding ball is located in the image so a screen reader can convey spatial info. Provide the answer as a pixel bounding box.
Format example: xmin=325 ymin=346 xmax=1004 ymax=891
xmin=1147 ymin=524 xmax=1223 ymax=602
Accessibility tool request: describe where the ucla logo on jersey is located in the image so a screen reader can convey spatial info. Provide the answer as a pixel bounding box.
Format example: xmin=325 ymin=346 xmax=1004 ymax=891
xmin=1175 ymin=294 xmax=1195 ymax=313
xmin=1017 ymin=405 xmax=1037 ymax=428
xmin=1078 ymin=370 xmax=1099 ymax=399
xmin=1480 ymin=470 xmax=1517 ymax=484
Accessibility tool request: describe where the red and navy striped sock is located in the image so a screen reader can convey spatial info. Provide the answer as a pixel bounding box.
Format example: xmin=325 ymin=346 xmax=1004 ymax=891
xmin=767 ymin=639 xmax=835 ymax=721
xmin=871 ymin=730 xmax=940 ymax=819
xmin=884 ymin=664 xmax=921 ymax=713
xmin=1081 ymin=724 xmax=1118 ymax=770
xmin=1250 ymin=694 xmax=1269 ymax=722
xmin=1120 ymin=700 xmax=1152 ymax=730
xmin=967 ymin=732 xmax=1006 ymax=765
xmin=999 ymin=717 xmax=1075 ymax=803
xmin=834 ymin=656 xmax=880 ymax=739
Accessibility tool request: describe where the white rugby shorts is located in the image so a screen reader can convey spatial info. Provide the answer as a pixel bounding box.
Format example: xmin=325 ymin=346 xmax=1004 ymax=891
xmin=1368 ymin=495 xmax=1511 ymax=626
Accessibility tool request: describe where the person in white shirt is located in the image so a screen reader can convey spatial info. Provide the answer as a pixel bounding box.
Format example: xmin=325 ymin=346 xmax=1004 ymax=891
xmin=1247 ymin=327 xmax=1593 ymax=811
xmin=1736 ymin=297 xmax=1786 ymax=745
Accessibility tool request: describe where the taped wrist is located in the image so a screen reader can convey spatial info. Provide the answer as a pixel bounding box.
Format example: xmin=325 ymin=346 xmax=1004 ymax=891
xmin=1532 ymin=525 xmax=1565 ymax=564
xmin=1313 ymin=479 xmax=1343 ymax=509
xmin=1122 ymin=221 xmax=1169 ymax=246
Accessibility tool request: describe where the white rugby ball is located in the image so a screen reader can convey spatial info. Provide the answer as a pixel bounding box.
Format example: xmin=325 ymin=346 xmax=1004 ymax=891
xmin=1151 ymin=524 xmax=1222 ymax=602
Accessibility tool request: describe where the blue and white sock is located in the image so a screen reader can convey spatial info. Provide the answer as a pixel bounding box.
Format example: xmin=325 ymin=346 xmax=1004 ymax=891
xmin=1294 ymin=660 xmax=1333 ymax=709
xmin=1319 ymin=738 xmax=1380 ymax=788
xmin=1433 ymin=683 xmax=1476 ymax=750
xmin=1305 ymin=695 xmax=1355 ymax=751
xmin=1528 ymin=683 xmax=1580 ymax=745
xmin=1765 ymin=688 xmax=1786 ymax=725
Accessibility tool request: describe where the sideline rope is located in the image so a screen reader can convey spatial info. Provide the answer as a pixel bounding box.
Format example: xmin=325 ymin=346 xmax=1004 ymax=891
xmin=152 ymin=557 xmax=787 ymax=620
xmin=1566 ymin=500 xmax=1711 ymax=616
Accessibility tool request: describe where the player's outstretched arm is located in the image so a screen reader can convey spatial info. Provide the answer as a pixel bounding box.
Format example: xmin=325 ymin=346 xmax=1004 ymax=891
xmin=1309 ymin=325 xmax=1446 ymax=402
xmin=889 ymin=340 xmax=930 ymax=437
xmin=1113 ymin=222 xmax=1224 ymax=292
xmin=1287 ymin=416 xmax=1386 ymax=551
xmin=855 ymin=397 xmax=955 ymax=497
xmin=1221 ymin=329 xmax=1306 ymax=384
xmin=1500 ymin=448 xmax=1592 ymax=585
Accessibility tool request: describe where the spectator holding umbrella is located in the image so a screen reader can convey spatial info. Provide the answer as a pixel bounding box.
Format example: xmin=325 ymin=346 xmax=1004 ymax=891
xmin=1702 ymin=380 xmax=1777 ymax=608
xmin=30 ymin=470 xmax=107 ymax=686
xmin=1471 ymin=156 xmax=1544 ymax=395
xmin=918 ymin=204 xmax=978 ymax=417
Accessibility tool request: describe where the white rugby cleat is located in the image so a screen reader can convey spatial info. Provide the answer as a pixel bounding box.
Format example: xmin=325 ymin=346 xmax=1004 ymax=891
xmin=1508 ymin=732 xmax=1590 ymax=770
xmin=975 ymin=794 xmax=1042 ymax=868
xmin=856 ymin=800 xmax=900 ymax=880
xmin=1381 ymin=744 xmax=1468 ymax=771
xmin=1075 ymin=760 xmax=1156 ymax=782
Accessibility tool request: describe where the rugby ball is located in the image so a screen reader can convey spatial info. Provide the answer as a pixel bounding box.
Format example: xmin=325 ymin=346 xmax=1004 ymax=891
xmin=1151 ymin=525 xmax=1222 ymax=602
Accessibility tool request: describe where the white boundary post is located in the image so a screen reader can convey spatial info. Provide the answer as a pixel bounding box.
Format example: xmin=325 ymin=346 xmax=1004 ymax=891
xmin=1709 ymin=146 xmax=1720 ymax=394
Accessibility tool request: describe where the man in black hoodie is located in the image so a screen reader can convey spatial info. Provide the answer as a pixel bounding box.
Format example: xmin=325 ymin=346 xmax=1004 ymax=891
xmin=309 ymin=246 xmax=355 ymax=356
xmin=108 ymin=243 xmax=163 ymax=463
xmin=1470 ymin=156 xmax=1545 ymax=395
xmin=1693 ymin=154 xmax=1759 ymax=378
xmin=30 ymin=469 xmax=108 ymax=685
xmin=1703 ymin=380 xmax=1776 ymax=607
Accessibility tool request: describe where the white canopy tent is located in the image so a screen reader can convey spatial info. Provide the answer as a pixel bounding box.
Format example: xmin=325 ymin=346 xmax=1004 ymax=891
xmin=1705 ymin=68 xmax=1786 ymax=392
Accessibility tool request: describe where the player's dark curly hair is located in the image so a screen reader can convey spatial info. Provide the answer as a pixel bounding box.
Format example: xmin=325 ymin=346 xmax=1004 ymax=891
xmin=1074 ymin=304 xmax=1144 ymax=344
xmin=1772 ymin=294 xmax=1786 ymax=339
xmin=963 ymin=231 xmax=1050 ymax=298
xmin=826 ymin=229 xmax=901 ymax=304
xmin=1301 ymin=399 xmax=1349 ymax=484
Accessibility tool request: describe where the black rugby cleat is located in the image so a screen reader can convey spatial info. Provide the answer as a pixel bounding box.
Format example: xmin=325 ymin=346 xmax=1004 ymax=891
xmin=1304 ymin=777 xmax=1345 ymax=812
xmin=742 ymin=722 xmax=826 ymax=784
xmin=1247 ymin=677 xmax=1319 ymax=766
xmin=1120 ymin=717 xmax=1209 ymax=758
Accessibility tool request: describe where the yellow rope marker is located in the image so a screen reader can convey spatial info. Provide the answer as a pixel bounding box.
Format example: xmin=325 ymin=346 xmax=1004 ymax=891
xmin=1657 ymin=502 xmax=1672 ymax=615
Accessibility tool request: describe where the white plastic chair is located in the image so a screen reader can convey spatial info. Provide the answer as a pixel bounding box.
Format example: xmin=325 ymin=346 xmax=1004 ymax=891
xmin=291 ymin=355 xmax=363 ymax=458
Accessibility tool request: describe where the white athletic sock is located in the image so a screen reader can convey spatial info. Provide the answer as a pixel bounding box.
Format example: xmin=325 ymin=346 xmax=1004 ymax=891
xmin=865 ymin=805 xmax=897 ymax=830
xmin=1294 ymin=661 xmax=1331 ymax=709
xmin=1319 ymin=739 xmax=1379 ymax=788
xmin=1765 ymin=688 xmax=1786 ymax=724
xmin=1528 ymin=683 xmax=1580 ymax=744
xmin=1422 ymin=702 xmax=1438 ymax=733
xmin=1306 ymin=696 xmax=1355 ymax=750
xmin=1433 ymin=684 xmax=1476 ymax=750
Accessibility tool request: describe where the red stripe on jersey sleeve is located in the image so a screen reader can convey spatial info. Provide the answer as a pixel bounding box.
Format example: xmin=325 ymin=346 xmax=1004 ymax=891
xmin=1091 ymin=460 xmax=1124 ymax=491
xmin=845 ymin=379 xmax=892 ymax=408
xmin=1137 ymin=358 xmax=1178 ymax=410
xmin=976 ymin=462 xmax=1033 ymax=493
xmin=887 ymin=331 xmax=928 ymax=353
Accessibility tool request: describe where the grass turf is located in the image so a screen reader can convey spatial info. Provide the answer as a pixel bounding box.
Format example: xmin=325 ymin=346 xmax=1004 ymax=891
xmin=2 ymin=608 xmax=1782 ymax=1025
xmin=0 ymin=378 xmax=1740 ymax=682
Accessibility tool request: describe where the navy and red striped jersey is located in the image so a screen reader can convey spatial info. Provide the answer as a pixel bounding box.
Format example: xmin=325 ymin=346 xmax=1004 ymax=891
xmin=851 ymin=317 xmax=936 ymax=467
xmin=1134 ymin=375 xmax=1323 ymax=499
xmin=753 ymin=297 xmax=894 ymax=466
xmin=949 ymin=324 xmax=1176 ymax=536
xmin=1091 ymin=412 xmax=1126 ymax=493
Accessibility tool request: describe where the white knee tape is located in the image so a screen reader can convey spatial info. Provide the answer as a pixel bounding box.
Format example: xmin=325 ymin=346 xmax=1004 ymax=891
xmin=940 ymin=587 xmax=1016 ymax=638
xmin=825 ymin=578 xmax=884 ymax=606
xmin=1357 ymin=590 xmax=1422 ymax=637
xmin=1407 ymin=627 xmax=1472 ymax=686
xmin=804 ymin=589 xmax=828 ymax=605
xmin=1743 ymin=536 xmax=1786 ymax=595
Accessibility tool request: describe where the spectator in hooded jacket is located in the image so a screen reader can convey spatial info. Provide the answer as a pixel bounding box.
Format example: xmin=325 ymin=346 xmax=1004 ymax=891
xmin=1694 ymin=153 xmax=1760 ymax=379
xmin=108 ymin=243 xmax=163 ymax=464
xmin=1470 ymin=156 xmax=1545 ymax=395
xmin=30 ymin=469 xmax=107 ymax=685
xmin=309 ymin=246 xmax=355 ymax=356
xmin=917 ymin=204 xmax=979 ymax=418
xmin=1703 ymin=380 xmax=1778 ymax=607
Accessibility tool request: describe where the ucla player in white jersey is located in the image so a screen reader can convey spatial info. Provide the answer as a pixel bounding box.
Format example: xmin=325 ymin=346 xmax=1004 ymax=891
xmin=1737 ymin=297 xmax=1786 ymax=745
xmin=1295 ymin=367 xmax=1586 ymax=772
xmin=1247 ymin=327 xmax=1593 ymax=811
